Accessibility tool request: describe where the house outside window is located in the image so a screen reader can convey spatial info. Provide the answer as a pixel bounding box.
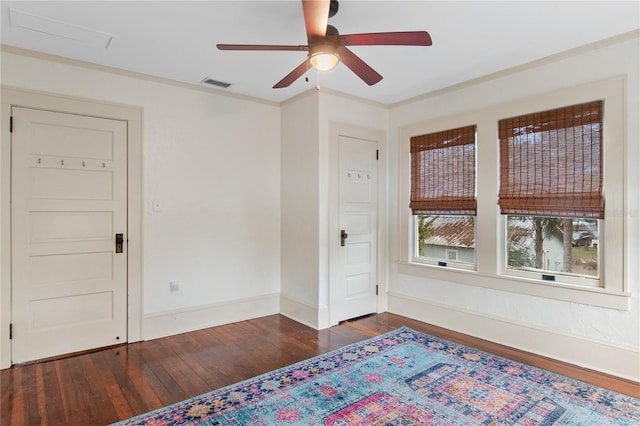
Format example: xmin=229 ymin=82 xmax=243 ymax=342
xmin=410 ymin=125 xmax=476 ymax=269
xmin=416 ymin=215 xmax=473 ymax=265
xmin=507 ymin=217 xmax=599 ymax=279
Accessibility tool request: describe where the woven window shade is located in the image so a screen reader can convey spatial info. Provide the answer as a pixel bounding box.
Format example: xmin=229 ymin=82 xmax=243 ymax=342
xmin=498 ymin=100 xmax=603 ymax=219
xmin=410 ymin=125 xmax=476 ymax=215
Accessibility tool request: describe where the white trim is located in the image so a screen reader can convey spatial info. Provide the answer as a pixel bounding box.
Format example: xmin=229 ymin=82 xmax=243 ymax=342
xmin=388 ymin=292 xmax=640 ymax=382
xmin=143 ymin=293 xmax=280 ymax=340
xmin=0 ymin=86 xmax=143 ymax=369
xmin=279 ymin=293 xmax=329 ymax=330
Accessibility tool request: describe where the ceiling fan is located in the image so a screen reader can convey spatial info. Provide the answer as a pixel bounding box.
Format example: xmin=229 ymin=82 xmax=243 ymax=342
xmin=217 ymin=0 xmax=432 ymax=88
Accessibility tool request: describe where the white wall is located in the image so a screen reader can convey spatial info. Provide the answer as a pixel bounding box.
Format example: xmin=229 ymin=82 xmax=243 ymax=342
xmin=1 ymin=51 xmax=282 ymax=339
xmin=387 ymin=35 xmax=640 ymax=380
xmin=279 ymin=92 xmax=321 ymax=327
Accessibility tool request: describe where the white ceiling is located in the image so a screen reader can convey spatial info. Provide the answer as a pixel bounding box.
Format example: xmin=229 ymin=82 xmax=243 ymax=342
xmin=1 ymin=1 xmax=638 ymax=105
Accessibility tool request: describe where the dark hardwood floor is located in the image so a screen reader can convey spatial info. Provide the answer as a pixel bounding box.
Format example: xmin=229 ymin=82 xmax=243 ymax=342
xmin=1 ymin=313 xmax=638 ymax=425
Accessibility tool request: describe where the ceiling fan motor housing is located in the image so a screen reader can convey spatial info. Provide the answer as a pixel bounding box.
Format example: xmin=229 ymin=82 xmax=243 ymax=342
xmin=329 ymin=0 xmax=339 ymax=18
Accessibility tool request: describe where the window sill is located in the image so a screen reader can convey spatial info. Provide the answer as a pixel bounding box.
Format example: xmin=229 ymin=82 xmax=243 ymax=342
xmin=397 ymin=261 xmax=630 ymax=310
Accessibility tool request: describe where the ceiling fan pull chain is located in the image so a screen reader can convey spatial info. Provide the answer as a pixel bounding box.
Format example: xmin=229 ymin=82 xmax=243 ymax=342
xmin=305 ymin=60 xmax=310 ymax=83
xmin=316 ymin=68 xmax=321 ymax=91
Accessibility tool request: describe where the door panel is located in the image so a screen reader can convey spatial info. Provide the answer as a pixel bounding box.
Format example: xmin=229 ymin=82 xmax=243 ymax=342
xmin=31 ymin=167 xmax=114 ymax=199
xmin=11 ymin=107 xmax=127 ymax=363
xmin=331 ymin=135 xmax=378 ymax=323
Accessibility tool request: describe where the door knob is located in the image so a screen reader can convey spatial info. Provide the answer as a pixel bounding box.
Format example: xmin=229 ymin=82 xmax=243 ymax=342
xmin=340 ymin=229 xmax=348 ymax=247
xmin=115 ymin=233 xmax=124 ymax=253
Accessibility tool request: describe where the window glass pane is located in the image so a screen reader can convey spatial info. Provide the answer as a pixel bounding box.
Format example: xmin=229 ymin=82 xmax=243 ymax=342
xmin=416 ymin=215 xmax=475 ymax=265
xmin=506 ymin=216 xmax=599 ymax=278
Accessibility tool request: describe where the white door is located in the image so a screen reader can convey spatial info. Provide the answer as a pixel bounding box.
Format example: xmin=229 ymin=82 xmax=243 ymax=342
xmin=331 ymin=135 xmax=378 ymax=324
xmin=11 ymin=107 xmax=128 ymax=364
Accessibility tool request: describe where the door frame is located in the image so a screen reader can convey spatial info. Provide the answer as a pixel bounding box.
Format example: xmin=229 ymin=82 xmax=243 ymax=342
xmin=0 ymin=87 xmax=143 ymax=369
xmin=328 ymin=122 xmax=387 ymax=326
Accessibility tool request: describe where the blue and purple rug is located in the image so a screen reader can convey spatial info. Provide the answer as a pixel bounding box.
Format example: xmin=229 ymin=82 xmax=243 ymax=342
xmin=115 ymin=326 xmax=640 ymax=425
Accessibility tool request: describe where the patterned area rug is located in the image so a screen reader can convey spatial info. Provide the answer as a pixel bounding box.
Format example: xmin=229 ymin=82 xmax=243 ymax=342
xmin=115 ymin=327 xmax=640 ymax=425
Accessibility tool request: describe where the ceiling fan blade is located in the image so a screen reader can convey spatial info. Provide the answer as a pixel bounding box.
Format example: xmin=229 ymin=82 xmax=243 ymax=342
xmin=273 ymin=60 xmax=310 ymax=88
xmin=337 ymin=46 xmax=383 ymax=86
xmin=302 ymin=0 xmax=330 ymax=43
xmin=333 ymin=31 xmax=432 ymax=47
xmin=217 ymin=44 xmax=308 ymax=52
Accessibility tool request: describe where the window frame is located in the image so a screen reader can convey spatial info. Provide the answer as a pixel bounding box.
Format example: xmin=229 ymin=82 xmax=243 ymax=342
xmin=408 ymin=123 xmax=478 ymax=271
xmin=398 ymin=77 xmax=629 ymax=310
xmin=503 ymin=216 xmax=602 ymax=287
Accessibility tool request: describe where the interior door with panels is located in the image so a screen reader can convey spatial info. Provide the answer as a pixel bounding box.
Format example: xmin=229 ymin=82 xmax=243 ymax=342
xmin=331 ymin=134 xmax=378 ymax=324
xmin=11 ymin=107 xmax=128 ymax=363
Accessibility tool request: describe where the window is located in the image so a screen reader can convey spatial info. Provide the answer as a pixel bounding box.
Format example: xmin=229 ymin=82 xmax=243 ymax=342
xmin=499 ymin=101 xmax=603 ymax=285
xmin=410 ymin=125 xmax=476 ymax=268
xmin=446 ymin=249 xmax=459 ymax=261
xmin=399 ymin=77 xmax=626 ymax=309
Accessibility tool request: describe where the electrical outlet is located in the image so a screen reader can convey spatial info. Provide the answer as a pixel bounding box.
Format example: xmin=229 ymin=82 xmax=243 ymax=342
xmin=169 ymin=280 xmax=179 ymax=292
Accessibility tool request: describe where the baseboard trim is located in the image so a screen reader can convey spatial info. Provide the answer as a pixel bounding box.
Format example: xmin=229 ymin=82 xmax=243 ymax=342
xmin=388 ymin=292 xmax=640 ymax=382
xmin=143 ymin=293 xmax=280 ymax=340
xmin=279 ymin=293 xmax=329 ymax=330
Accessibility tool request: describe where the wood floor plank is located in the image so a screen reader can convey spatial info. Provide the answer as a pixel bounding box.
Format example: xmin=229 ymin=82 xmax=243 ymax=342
xmin=1 ymin=313 xmax=638 ymax=426
xmin=53 ymin=360 xmax=82 ymax=425
xmin=131 ymin=341 xmax=190 ymax=406
xmin=24 ymin=365 xmax=42 ymax=425
xmin=40 ymin=361 xmax=64 ymax=424
xmin=32 ymin=364 xmax=47 ymax=425
xmin=67 ymin=354 xmax=101 ymax=423
xmin=6 ymin=367 xmax=24 ymax=425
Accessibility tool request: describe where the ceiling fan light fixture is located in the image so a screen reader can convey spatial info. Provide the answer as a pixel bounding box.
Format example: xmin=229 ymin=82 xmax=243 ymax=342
xmin=309 ymin=42 xmax=340 ymax=71
xmin=310 ymin=52 xmax=340 ymax=71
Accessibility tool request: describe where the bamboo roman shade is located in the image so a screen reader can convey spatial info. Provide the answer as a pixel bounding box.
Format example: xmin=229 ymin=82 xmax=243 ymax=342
xmin=498 ymin=100 xmax=604 ymax=219
xmin=410 ymin=125 xmax=476 ymax=215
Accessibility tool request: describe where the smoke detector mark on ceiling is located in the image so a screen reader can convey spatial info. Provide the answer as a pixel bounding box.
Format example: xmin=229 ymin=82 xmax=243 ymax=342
xmin=9 ymin=8 xmax=116 ymax=49
xmin=201 ymin=77 xmax=232 ymax=88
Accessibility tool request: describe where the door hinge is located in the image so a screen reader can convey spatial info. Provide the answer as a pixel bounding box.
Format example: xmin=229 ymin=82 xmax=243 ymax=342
xmin=9 ymin=116 xmax=13 ymax=133
xmin=9 ymin=323 xmax=12 ymax=340
xmin=376 ymin=285 xmax=379 ymax=296
xmin=376 ymin=149 xmax=379 ymax=160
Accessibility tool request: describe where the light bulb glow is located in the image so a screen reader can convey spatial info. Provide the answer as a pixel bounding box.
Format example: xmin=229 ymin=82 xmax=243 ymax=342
xmin=309 ymin=52 xmax=340 ymax=71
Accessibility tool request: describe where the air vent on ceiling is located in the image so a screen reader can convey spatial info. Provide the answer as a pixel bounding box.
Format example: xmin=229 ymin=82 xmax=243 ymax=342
xmin=201 ymin=77 xmax=232 ymax=88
